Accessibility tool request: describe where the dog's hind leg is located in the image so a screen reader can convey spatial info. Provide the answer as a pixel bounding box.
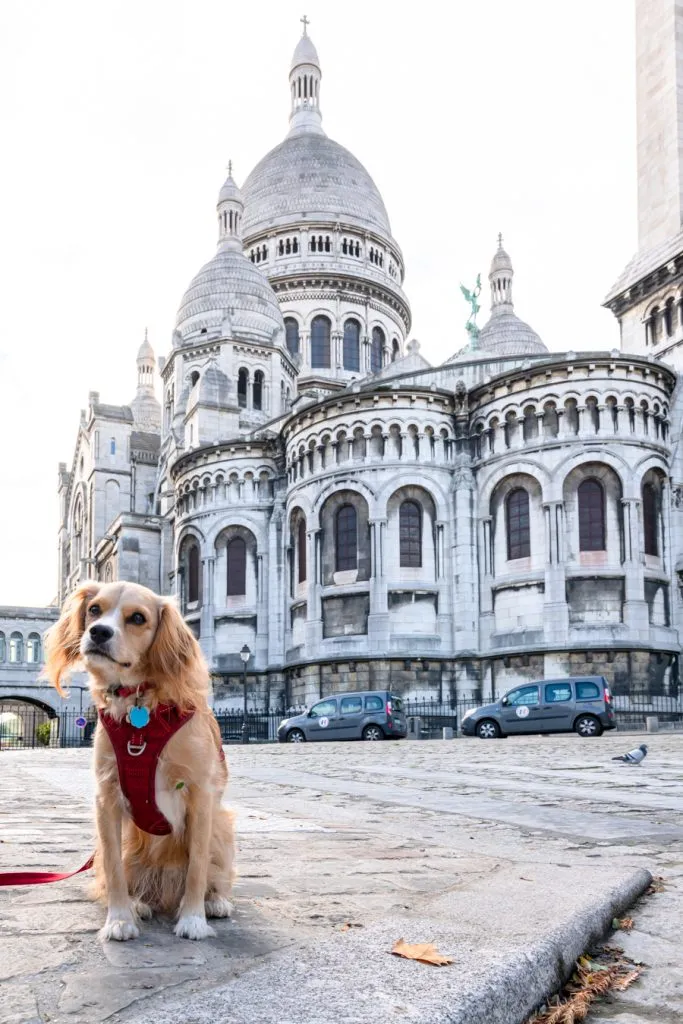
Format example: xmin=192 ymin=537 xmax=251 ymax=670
xmin=205 ymin=808 xmax=235 ymax=919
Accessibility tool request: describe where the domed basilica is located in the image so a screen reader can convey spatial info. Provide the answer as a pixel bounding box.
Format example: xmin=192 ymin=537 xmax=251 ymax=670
xmin=52 ymin=18 xmax=683 ymax=710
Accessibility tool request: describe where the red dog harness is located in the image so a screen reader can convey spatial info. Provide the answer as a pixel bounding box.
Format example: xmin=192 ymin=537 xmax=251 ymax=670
xmin=98 ymin=704 xmax=195 ymax=836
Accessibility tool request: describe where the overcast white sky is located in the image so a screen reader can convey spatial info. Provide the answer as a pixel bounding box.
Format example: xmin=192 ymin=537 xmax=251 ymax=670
xmin=0 ymin=0 xmax=636 ymax=606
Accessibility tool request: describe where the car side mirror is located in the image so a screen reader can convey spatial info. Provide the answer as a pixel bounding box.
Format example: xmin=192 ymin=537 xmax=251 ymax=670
xmin=307 ymin=710 xmax=313 ymax=718
xmin=501 ymin=697 xmax=509 ymax=706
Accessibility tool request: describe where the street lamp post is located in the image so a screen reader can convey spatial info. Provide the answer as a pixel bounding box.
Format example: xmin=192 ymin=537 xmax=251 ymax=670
xmin=240 ymin=645 xmax=251 ymax=744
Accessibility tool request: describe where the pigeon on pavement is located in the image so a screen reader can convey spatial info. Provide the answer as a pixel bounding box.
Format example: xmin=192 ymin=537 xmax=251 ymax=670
xmin=611 ymin=743 xmax=648 ymax=764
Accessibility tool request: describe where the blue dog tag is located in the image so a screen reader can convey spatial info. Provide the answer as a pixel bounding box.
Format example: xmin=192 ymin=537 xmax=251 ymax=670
xmin=128 ymin=705 xmax=150 ymax=729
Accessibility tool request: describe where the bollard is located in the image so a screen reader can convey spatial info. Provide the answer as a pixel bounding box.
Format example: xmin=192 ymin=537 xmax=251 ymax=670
xmin=407 ymin=715 xmax=422 ymax=740
xmin=645 ymin=715 xmax=659 ymax=733
xmin=442 ymin=726 xmax=454 ymax=740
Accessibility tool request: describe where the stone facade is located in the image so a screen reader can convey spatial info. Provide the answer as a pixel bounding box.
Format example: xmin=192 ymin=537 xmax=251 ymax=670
xmin=5 ymin=19 xmax=679 ymax=717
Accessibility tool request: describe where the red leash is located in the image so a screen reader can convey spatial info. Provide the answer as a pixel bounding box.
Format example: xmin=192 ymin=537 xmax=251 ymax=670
xmin=0 ymin=854 xmax=94 ymax=887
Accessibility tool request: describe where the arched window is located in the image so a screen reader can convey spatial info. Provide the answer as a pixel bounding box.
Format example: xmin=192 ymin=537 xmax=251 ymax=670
xmin=253 ymin=370 xmax=264 ymax=411
xmin=371 ymin=327 xmax=384 ymax=373
xmin=237 ymin=368 xmax=248 ymax=408
xmin=9 ymin=632 xmax=23 ymax=664
xmin=226 ymin=537 xmax=247 ymax=596
xmin=665 ymin=298 xmax=675 ymax=337
xmin=188 ymin=544 xmax=200 ymax=603
xmin=298 ymin=518 xmax=307 ymax=583
xmin=335 ymin=505 xmax=358 ymax=572
xmin=399 ymin=500 xmax=422 ymax=567
xmin=0 ymin=632 xmax=5 ymax=662
xmin=311 ymin=316 xmax=331 ymax=368
xmin=578 ymin=479 xmax=605 ymax=551
xmin=26 ymin=633 xmax=41 ymax=665
xmin=506 ymin=489 xmax=530 ymax=559
xmin=190 ymin=370 xmax=200 ymax=387
xmin=343 ymin=319 xmax=361 ymax=372
xmin=392 ymin=338 xmax=400 ymax=361
xmin=643 ymin=482 xmax=659 ymax=556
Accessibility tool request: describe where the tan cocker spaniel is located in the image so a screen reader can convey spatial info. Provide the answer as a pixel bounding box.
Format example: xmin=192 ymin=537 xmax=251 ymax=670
xmin=44 ymin=581 xmax=235 ymax=941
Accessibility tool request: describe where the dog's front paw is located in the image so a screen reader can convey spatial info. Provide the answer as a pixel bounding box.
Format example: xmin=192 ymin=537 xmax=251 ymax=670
xmin=174 ymin=914 xmax=216 ymax=940
xmin=100 ymin=911 xmax=140 ymax=942
xmin=205 ymin=895 xmax=234 ymax=919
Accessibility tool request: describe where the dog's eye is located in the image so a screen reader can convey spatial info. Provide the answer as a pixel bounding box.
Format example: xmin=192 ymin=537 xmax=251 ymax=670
xmin=88 ymin=604 xmax=101 ymax=617
xmin=128 ymin=612 xmax=146 ymax=626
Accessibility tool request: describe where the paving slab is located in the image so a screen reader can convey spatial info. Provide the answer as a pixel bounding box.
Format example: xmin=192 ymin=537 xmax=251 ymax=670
xmin=0 ymin=733 xmax=681 ymax=1024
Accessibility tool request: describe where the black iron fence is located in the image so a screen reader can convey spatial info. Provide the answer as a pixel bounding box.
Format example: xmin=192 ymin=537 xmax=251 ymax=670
xmin=1 ymin=695 xmax=682 ymax=750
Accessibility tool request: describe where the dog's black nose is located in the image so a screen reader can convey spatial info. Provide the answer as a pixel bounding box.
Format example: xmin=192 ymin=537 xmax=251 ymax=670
xmin=89 ymin=623 xmax=114 ymax=645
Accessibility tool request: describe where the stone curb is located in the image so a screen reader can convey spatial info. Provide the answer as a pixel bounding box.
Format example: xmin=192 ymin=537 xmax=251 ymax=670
xmin=141 ymin=868 xmax=653 ymax=1024
xmin=449 ymin=867 xmax=653 ymax=1024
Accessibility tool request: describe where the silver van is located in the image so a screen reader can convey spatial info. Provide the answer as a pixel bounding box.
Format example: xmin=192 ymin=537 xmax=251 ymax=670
xmin=277 ymin=690 xmax=408 ymax=742
xmin=461 ymin=676 xmax=616 ymax=739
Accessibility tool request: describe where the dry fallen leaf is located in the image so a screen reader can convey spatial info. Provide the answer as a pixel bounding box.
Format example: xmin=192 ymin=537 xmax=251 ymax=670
xmin=339 ymin=922 xmax=363 ymax=932
xmin=619 ymin=917 xmax=634 ymax=931
xmin=613 ymin=969 xmax=642 ymax=991
xmin=391 ymin=938 xmax=454 ymax=966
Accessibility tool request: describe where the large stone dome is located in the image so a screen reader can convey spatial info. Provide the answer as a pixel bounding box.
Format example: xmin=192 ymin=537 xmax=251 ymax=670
xmin=241 ymin=133 xmax=391 ymax=238
xmin=175 ymin=247 xmax=285 ymax=344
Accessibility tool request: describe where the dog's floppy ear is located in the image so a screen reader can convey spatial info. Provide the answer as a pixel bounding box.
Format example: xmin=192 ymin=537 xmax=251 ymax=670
xmin=144 ymin=598 xmax=207 ymax=709
xmin=43 ymin=583 xmax=100 ymax=696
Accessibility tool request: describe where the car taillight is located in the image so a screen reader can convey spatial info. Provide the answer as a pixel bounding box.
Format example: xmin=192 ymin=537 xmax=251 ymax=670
xmin=604 ymin=687 xmax=611 ymax=704
xmin=386 ymin=701 xmax=392 ymax=716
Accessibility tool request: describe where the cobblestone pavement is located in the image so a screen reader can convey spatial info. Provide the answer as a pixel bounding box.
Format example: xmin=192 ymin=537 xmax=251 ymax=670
xmin=1 ymin=732 xmax=681 ymax=1023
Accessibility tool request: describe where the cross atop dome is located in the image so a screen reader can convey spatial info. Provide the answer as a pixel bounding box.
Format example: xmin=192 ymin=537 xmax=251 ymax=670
xmin=289 ymin=20 xmax=323 ymax=136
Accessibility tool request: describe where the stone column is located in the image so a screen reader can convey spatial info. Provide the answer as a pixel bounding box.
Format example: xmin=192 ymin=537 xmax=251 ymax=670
xmin=305 ymin=528 xmax=323 ymax=650
xmin=332 ymin=331 xmax=343 ymax=369
xmin=367 ymin=518 xmax=389 ymax=653
xmin=267 ymin=503 xmax=286 ymax=665
xmin=418 ymin=432 xmax=431 ymax=461
xmin=450 ymin=464 xmax=477 ymax=652
xmin=535 ymin=411 xmax=545 ymax=439
xmin=301 ymin=331 xmax=311 ymax=368
xmin=435 ymin=522 xmax=446 ymax=579
xmin=200 ymin=556 xmax=216 ymax=667
xmin=400 ymin=432 xmax=408 ymax=459
xmin=577 ymin=405 xmax=587 ymax=434
xmin=622 ymin=498 xmax=647 ymax=637
xmin=542 ymin=502 xmax=568 ymax=643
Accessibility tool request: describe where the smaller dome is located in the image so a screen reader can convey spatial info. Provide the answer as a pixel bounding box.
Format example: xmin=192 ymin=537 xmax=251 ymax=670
xmin=218 ymin=165 xmax=241 ymax=205
xmin=291 ymin=33 xmax=320 ymax=70
xmin=175 ymin=248 xmax=285 ymax=344
xmin=476 ymin=312 xmax=548 ymax=357
xmin=490 ymin=234 xmax=512 ymax=274
xmin=137 ymin=330 xmax=154 ymax=362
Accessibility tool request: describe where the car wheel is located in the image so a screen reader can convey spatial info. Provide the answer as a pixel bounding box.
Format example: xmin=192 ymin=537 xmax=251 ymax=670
xmin=476 ymin=719 xmax=501 ymax=739
xmin=575 ymin=715 xmax=602 ymax=738
xmin=362 ymin=724 xmax=384 ymax=741
xmin=286 ymin=729 xmax=306 ymax=743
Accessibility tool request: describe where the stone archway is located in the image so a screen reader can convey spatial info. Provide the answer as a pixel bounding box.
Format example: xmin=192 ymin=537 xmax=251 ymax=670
xmin=0 ymin=697 xmax=56 ymax=749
